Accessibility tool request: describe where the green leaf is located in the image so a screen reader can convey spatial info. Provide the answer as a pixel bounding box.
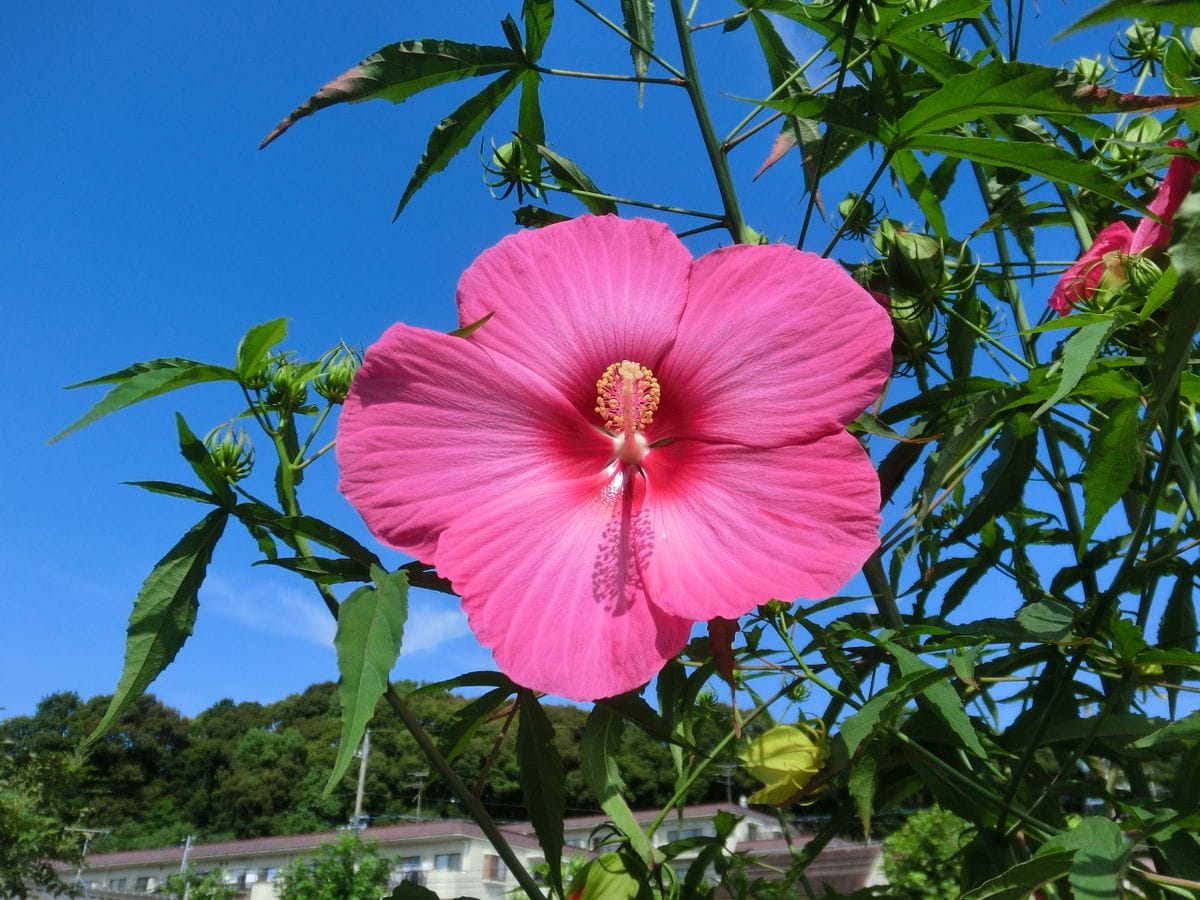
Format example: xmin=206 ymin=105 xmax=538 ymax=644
xmin=567 ymin=853 xmax=643 ymax=900
xmin=517 ymin=691 xmax=565 ymax=895
xmin=906 ymin=135 xmax=1144 ymax=210
xmin=234 ymin=318 xmax=287 ymax=381
xmin=1016 ymin=598 xmax=1078 ymax=639
xmin=948 ymin=414 xmax=1038 ymax=542
xmin=175 ymin=414 xmax=235 ymax=507
xmin=1159 ymin=573 xmax=1197 ymax=717
xmin=438 ymin=687 xmax=515 ymax=761
xmin=960 ymin=851 xmax=1075 ymax=899
xmin=523 ymin=0 xmax=554 ymax=61
xmin=1080 ymin=398 xmax=1141 ymax=550
xmin=1060 ymin=0 xmax=1200 ymax=36
xmin=1042 ymin=817 xmax=1130 ymax=899
xmin=1129 ymin=710 xmax=1200 ymax=751
xmin=407 ymin=670 xmax=519 ymax=696
xmin=256 ymin=556 xmax=372 ymax=585
xmin=125 ymin=480 xmax=219 ymax=505
xmin=83 ymin=510 xmax=228 ymax=747
xmin=1148 ymin=189 xmax=1200 ymax=433
xmin=883 ymin=641 xmax=988 ymax=757
xmin=848 ymin=750 xmax=876 ymax=837
xmin=580 ymin=707 xmax=654 ymax=862
xmin=268 ymin=514 xmax=381 ymax=567
xmin=620 ymin=0 xmax=654 ymax=105
xmin=896 ymin=61 xmax=1200 ymax=143
xmin=53 ymin=360 xmax=237 ymax=442
xmin=260 ymin=40 xmax=525 ymax=147
xmin=1033 ymin=319 xmax=1122 ymax=419
xmin=517 ymin=71 xmax=546 ymax=186
xmin=325 ymin=567 xmax=409 ymax=796
xmin=395 ymin=70 xmax=521 ymax=218
xmin=880 ymin=0 xmax=988 ymax=36
xmin=839 ymin=668 xmax=948 ymax=757
xmin=892 ymin=149 xmax=950 ymax=237
xmin=534 ymin=142 xmax=618 ymax=214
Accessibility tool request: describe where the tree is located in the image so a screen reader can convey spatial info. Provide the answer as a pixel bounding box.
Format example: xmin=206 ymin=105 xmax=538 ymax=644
xmin=882 ymin=807 xmax=974 ymax=900
xmin=274 ymin=833 xmax=394 ymax=900
xmin=0 ymin=744 xmax=88 ymax=898
xmin=159 ymin=867 xmax=236 ymax=900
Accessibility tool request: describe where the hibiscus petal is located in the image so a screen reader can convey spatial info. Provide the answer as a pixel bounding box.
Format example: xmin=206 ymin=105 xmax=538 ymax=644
xmin=456 ymin=216 xmax=691 ymax=420
xmin=653 ymin=244 xmax=892 ymax=447
xmin=640 ymin=432 xmax=881 ymax=620
xmin=337 ymin=323 xmax=611 ymax=564
xmin=435 ymin=472 xmax=693 ymax=701
xmin=1130 ymin=141 xmax=1200 ymax=254
xmin=1047 ymin=221 xmax=1132 ymax=315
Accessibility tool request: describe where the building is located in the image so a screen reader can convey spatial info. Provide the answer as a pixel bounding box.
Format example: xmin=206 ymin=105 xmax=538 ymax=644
xmin=48 ymin=804 xmax=883 ymax=898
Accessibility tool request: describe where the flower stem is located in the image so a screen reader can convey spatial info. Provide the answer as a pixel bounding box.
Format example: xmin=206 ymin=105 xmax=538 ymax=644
xmin=570 ymin=0 xmax=685 ymax=79
xmin=536 ymin=65 xmax=684 ymax=86
xmin=667 ymin=0 xmax=750 ymax=243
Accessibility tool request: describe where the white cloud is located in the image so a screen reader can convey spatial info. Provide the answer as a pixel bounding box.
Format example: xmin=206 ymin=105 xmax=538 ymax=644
xmin=202 ymin=572 xmax=472 ymax=655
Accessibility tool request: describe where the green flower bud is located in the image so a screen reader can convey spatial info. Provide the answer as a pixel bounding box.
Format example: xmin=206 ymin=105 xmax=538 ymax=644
xmin=265 ymin=361 xmax=309 ymax=412
xmin=880 ymin=225 xmax=945 ymax=296
xmin=314 ymin=346 xmax=361 ymax=404
xmin=1117 ymin=21 xmax=1169 ymax=75
xmin=836 ymin=193 xmax=879 ymax=240
xmin=1071 ymin=55 xmax=1113 ymax=86
xmin=205 ymin=425 xmax=255 ymax=483
xmin=888 ymin=291 xmax=936 ymax=362
xmin=739 ymin=721 xmax=830 ymax=806
xmin=1123 ymin=252 xmax=1164 ymax=296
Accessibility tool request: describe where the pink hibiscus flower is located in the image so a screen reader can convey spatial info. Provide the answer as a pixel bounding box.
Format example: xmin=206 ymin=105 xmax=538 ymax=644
xmin=1049 ymin=139 xmax=1200 ymax=315
xmin=337 ymin=216 xmax=892 ymax=701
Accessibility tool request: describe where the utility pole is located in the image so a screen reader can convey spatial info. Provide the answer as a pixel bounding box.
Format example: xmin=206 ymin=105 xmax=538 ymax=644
xmin=351 ymin=730 xmax=371 ymax=832
xmin=408 ymin=770 xmax=429 ymax=819
xmin=67 ymin=827 xmax=109 ymax=897
xmin=180 ymin=834 xmax=193 ymax=900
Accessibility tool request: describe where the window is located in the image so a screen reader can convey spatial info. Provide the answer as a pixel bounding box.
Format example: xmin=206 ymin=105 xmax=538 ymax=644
xmin=397 ymin=855 xmax=422 ymax=871
xmin=483 ymin=853 xmax=506 ymax=881
xmin=747 ymin=824 xmax=760 ymax=841
xmin=261 ymin=867 xmax=279 ymax=882
xmin=109 ymin=878 xmax=126 ymax=890
xmin=666 ymin=827 xmax=702 ymax=841
xmin=434 ymin=852 xmax=462 ymax=872
xmin=135 ymin=876 xmax=151 ymax=891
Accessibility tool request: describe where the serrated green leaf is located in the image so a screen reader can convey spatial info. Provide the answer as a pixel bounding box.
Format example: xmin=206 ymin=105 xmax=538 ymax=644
xmin=395 ymin=70 xmax=521 ymax=218
xmin=1129 ymin=710 xmax=1200 ymax=751
xmin=884 ymin=642 xmax=988 ymax=757
xmin=1016 ymin=598 xmax=1078 ymax=639
xmin=523 ymin=0 xmax=554 ymax=61
xmin=1148 ymin=189 xmax=1200 ymax=432
xmin=125 ymin=480 xmax=219 ymax=505
xmin=325 ymin=567 xmax=409 ymax=796
xmin=256 ymin=556 xmax=372 ymax=585
xmin=567 ymin=853 xmax=643 ymax=900
xmin=1041 ymin=817 xmax=1130 ymax=899
xmin=534 ymin=142 xmax=618 ymax=214
xmin=175 ymin=414 xmax=236 ymax=507
xmin=83 ymin=510 xmax=228 ymax=747
xmin=960 ymin=850 xmax=1075 ymax=900
xmin=407 ymin=670 xmax=519 ymax=697
xmin=53 ymin=360 xmax=237 ymax=442
xmin=234 ymin=318 xmax=287 ymax=381
xmin=1060 ymin=0 xmax=1200 ymax=36
xmin=848 ymin=750 xmax=876 ymax=837
xmin=517 ymin=691 xmax=565 ymax=895
xmin=261 ymin=40 xmax=525 ymax=147
xmin=580 ymin=707 xmax=653 ymax=862
xmin=896 ymin=61 xmax=1200 ymax=144
xmin=892 ymin=149 xmax=950 ymax=237
xmin=906 ymin=135 xmax=1144 ymax=210
xmin=839 ymin=669 xmax=946 ymax=756
xmin=948 ymin=415 xmax=1038 ymax=542
xmin=517 ymin=71 xmax=546 ymax=186
xmin=881 ymin=0 xmax=988 ymax=36
xmin=438 ymin=687 xmax=515 ymax=761
xmin=1159 ymin=573 xmax=1197 ymax=717
xmin=1080 ymin=398 xmax=1141 ymax=550
xmin=620 ymin=0 xmax=654 ymax=105
xmin=1033 ymin=320 xmax=1121 ymax=419
xmin=269 ymin=515 xmax=381 ymax=567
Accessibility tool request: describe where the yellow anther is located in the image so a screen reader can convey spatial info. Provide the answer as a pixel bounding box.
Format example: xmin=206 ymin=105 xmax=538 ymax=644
xmin=595 ymin=360 xmax=661 ymax=434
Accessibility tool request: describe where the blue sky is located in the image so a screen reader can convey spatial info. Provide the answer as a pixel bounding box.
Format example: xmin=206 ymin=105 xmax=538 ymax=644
xmin=3 ymin=1 xmax=1118 ymax=720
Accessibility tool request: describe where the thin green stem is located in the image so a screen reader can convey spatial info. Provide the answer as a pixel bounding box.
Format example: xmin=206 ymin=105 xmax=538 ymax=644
xmin=539 ymin=181 xmax=724 ymax=220
xmin=570 ymin=0 xmax=686 ymax=79
xmin=821 ymin=153 xmax=892 ymax=257
xmin=296 ymin=403 xmax=334 ymax=462
xmin=667 ymin=0 xmax=749 ymax=242
xmin=537 ymin=65 xmax=684 ymax=86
